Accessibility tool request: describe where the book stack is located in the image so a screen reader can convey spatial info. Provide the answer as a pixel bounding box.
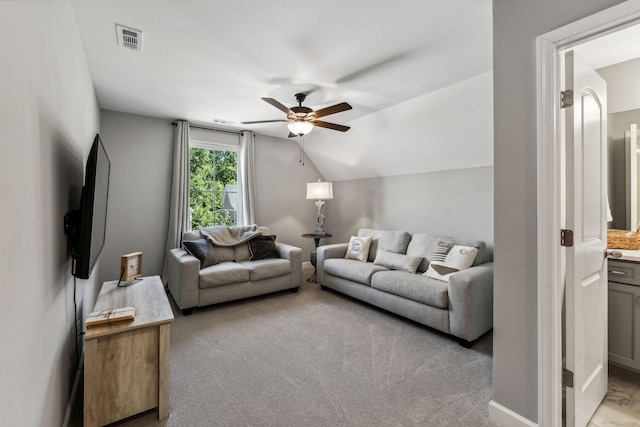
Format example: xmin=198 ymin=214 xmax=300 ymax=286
xmin=85 ymin=306 xmax=136 ymax=327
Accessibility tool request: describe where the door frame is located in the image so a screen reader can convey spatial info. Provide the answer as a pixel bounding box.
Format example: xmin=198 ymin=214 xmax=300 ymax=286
xmin=537 ymin=2 xmax=640 ymax=426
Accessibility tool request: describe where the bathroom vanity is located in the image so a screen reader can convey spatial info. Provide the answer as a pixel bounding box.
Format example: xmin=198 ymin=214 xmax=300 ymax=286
xmin=608 ymin=251 xmax=640 ymax=373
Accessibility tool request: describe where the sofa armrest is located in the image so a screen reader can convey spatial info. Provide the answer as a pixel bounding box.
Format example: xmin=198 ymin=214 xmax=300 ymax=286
xmin=276 ymin=242 xmax=302 ymax=287
xmin=166 ymin=248 xmax=200 ymax=310
xmin=447 ymin=262 xmax=494 ymax=342
xmin=316 ymin=243 xmax=348 ymax=285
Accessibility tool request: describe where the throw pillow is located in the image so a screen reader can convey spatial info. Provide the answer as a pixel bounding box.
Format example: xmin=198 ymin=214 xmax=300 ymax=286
xmin=248 ymin=235 xmax=280 ymax=261
xmin=430 ymin=240 xmax=454 ymax=262
xmin=345 ymin=235 xmax=373 ymax=262
xmin=183 ymin=239 xmax=218 ymax=269
xmin=373 ymin=248 xmax=423 ymax=274
xmin=425 ymin=245 xmax=479 ymax=282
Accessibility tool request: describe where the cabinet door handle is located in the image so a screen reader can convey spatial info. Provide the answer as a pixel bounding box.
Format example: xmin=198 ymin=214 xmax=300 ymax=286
xmin=609 ymin=270 xmax=627 ymax=276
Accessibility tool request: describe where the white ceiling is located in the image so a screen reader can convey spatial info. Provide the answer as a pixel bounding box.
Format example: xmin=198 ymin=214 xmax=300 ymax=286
xmin=70 ymin=0 xmax=493 ymax=179
xmin=575 ymin=24 xmax=640 ymax=70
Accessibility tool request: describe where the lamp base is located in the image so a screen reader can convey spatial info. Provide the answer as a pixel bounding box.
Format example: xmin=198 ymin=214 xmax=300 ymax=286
xmin=314 ymin=200 xmax=326 ymax=235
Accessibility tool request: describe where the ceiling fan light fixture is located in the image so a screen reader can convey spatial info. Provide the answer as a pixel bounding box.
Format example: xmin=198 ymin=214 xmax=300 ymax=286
xmin=287 ymin=120 xmax=314 ymax=136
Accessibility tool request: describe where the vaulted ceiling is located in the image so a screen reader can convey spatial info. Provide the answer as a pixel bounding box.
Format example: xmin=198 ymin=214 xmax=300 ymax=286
xmin=70 ymin=0 xmax=494 ymax=181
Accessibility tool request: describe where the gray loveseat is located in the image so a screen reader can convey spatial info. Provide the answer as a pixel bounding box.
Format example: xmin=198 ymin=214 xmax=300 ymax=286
xmin=167 ymin=225 xmax=302 ymax=315
xmin=316 ymin=229 xmax=493 ymax=347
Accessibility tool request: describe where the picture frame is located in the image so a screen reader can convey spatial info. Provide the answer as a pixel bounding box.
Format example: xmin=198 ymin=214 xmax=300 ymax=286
xmin=121 ymin=251 xmax=143 ymax=282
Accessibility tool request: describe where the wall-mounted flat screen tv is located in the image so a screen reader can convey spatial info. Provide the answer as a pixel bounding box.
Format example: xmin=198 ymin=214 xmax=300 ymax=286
xmin=65 ymin=134 xmax=111 ymax=279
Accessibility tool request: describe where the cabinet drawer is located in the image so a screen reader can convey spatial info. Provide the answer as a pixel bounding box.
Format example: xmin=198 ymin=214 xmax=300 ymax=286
xmin=608 ymin=260 xmax=640 ymax=286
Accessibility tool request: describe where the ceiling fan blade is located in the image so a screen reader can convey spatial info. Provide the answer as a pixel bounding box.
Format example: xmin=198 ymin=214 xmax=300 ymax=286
xmin=241 ymin=119 xmax=289 ymax=124
xmin=262 ymin=98 xmax=294 ymax=115
xmin=311 ymin=120 xmax=350 ymax=132
xmin=312 ymin=102 xmax=352 ymax=119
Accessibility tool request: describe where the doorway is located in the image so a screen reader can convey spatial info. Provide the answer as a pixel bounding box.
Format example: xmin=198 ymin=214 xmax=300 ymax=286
xmin=537 ymin=3 xmax=640 ymax=426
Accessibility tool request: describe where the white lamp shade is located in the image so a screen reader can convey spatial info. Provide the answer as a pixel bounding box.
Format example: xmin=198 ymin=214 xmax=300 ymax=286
xmin=287 ymin=120 xmax=314 ymax=135
xmin=307 ymin=181 xmax=333 ymax=200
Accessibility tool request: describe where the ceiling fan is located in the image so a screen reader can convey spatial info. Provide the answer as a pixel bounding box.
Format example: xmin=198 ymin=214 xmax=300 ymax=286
xmin=242 ymin=93 xmax=352 ymax=137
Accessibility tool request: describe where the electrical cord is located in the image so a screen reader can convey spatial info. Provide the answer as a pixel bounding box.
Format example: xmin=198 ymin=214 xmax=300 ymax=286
xmin=72 ymin=259 xmax=79 ymax=368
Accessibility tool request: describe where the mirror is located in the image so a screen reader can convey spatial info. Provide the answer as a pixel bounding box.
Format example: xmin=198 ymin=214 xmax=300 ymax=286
xmin=609 ymin=110 xmax=640 ymax=231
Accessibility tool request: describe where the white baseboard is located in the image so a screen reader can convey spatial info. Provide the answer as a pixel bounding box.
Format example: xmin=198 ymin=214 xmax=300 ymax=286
xmin=488 ymin=400 xmax=538 ymax=427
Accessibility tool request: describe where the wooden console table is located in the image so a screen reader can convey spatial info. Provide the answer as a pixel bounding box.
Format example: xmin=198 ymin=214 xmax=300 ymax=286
xmin=84 ymin=275 xmax=174 ymax=426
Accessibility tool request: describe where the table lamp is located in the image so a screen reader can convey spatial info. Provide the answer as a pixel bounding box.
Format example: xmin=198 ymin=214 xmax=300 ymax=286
xmin=306 ymin=180 xmax=333 ymax=234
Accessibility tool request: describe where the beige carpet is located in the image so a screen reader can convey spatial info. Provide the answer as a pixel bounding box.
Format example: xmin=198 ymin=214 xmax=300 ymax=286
xmin=73 ymin=265 xmax=495 ymax=426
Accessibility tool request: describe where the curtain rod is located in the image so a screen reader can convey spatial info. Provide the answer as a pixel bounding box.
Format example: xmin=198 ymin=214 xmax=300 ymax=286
xmin=171 ymin=121 xmax=245 ymax=136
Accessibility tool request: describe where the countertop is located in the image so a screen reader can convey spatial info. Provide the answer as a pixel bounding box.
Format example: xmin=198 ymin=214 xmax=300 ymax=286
xmin=609 ymin=249 xmax=640 ymax=262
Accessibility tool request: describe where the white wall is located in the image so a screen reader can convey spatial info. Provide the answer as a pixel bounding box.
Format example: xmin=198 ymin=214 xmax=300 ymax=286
xmin=304 ymin=71 xmax=494 ymax=182
xmin=0 ymin=2 xmax=100 ymax=426
xmin=98 ymin=110 xmax=174 ymax=286
xmin=598 ymin=57 xmax=640 ymax=114
xmin=326 ymin=166 xmax=494 ymax=247
xmin=492 ymin=0 xmax=624 ymax=423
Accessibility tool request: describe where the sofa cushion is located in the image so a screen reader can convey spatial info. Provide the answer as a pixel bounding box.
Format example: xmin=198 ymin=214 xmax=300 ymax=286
xmin=239 ymin=258 xmax=291 ymax=281
xmin=345 ymin=236 xmax=372 ymax=262
xmin=324 ymin=258 xmax=389 ymax=286
xmin=373 ymin=248 xmax=423 ymax=274
xmin=357 ymin=229 xmax=412 ymax=262
xmin=248 ymin=235 xmax=280 ymax=261
xmin=425 ymin=245 xmax=478 ymax=282
xmin=199 ymin=262 xmax=250 ymax=288
xmin=406 ymin=233 xmax=488 ymax=272
xmin=182 ymin=238 xmax=218 ymax=268
xmin=371 ymin=271 xmax=449 ymax=309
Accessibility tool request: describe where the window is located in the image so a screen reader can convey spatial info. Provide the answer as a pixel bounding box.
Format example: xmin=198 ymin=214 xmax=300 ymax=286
xmin=189 ymin=142 xmax=239 ymax=229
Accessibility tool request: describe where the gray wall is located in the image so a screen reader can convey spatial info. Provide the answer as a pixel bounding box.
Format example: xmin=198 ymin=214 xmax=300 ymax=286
xmin=493 ymin=0 xmax=624 ymax=422
xmin=97 ymin=115 xmax=326 ymax=275
xmin=0 ymin=2 xmax=101 ymax=425
xmin=253 ymin=134 xmax=325 ymax=261
xmin=326 ymin=166 xmax=494 ymax=248
xmin=98 ymin=110 xmax=174 ymax=286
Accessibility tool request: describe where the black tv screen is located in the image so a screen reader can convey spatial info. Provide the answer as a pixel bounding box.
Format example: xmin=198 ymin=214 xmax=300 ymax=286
xmin=68 ymin=134 xmax=111 ymax=279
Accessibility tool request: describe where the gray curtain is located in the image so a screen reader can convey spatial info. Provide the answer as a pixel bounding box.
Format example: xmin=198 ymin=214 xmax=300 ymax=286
xmin=238 ymin=130 xmax=256 ymax=225
xmin=161 ymin=120 xmax=191 ymax=284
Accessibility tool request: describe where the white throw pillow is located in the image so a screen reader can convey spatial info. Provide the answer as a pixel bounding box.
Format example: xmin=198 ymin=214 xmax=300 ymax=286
xmin=345 ymin=236 xmax=373 ymax=262
xmin=425 ymin=245 xmax=478 ymax=282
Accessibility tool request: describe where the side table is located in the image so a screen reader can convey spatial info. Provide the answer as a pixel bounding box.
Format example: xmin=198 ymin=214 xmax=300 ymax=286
xmin=84 ymin=275 xmax=174 ymax=427
xmin=302 ymin=233 xmax=332 ymax=283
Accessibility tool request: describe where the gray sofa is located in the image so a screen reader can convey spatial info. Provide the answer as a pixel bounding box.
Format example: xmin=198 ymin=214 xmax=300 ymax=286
xmin=316 ymin=229 xmax=493 ymax=347
xmin=167 ymin=225 xmax=302 ymax=315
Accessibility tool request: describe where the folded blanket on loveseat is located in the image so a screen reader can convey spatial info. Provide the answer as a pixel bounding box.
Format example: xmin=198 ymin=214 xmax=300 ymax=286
xmin=200 ymin=225 xmax=262 ymax=246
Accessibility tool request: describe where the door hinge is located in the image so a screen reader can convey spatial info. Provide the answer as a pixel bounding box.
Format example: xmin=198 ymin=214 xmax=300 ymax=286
xmin=563 ymin=368 xmax=574 ymax=388
xmin=561 ymin=229 xmax=574 ymax=247
xmin=561 ymin=90 xmax=574 ymax=108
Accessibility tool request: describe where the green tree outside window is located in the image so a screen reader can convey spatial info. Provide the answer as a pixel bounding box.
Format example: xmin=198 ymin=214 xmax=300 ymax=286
xmin=189 ymin=147 xmax=238 ymax=229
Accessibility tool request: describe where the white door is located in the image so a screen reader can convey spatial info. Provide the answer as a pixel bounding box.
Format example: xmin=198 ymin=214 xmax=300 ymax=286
xmin=564 ymin=50 xmax=608 ymax=427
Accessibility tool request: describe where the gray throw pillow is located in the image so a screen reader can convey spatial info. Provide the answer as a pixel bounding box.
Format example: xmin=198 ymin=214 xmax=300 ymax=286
xmin=373 ymin=248 xmax=423 ymax=274
xmin=183 ymin=239 xmax=218 ymax=268
xmin=248 ymin=235 xmax=280 ymax=261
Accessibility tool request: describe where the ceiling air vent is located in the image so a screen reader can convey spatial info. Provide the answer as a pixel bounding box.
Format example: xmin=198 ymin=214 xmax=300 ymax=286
xmin=116 ymin=24 xmax=143 ymax=52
